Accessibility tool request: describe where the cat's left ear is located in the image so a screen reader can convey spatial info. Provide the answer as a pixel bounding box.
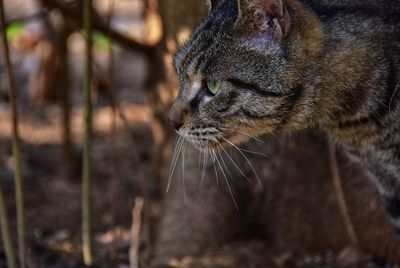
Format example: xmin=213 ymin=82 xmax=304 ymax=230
xmin=235 ymin=0 xmax=291 ymax=38
xmin=206 ymin=0 xmax=225 ymax=12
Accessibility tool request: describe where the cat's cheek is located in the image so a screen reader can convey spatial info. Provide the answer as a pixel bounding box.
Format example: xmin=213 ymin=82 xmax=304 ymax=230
xmin=229 ymin=134 xmax=251 ymax=146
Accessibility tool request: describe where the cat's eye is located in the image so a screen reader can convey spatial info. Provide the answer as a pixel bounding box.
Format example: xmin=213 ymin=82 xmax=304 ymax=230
xmin=206 ymin=80 xmax=221 ymax=95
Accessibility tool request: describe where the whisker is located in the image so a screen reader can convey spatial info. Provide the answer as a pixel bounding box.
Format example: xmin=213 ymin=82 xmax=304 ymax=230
xmin=173 ymin=137 xmax=185 ymax=169
xmin=223 ymin=129 xmax=271 ymax=157
xmin=213 ymin=148 xmax=239 ymax=210
xmin=231 ymin=129 xmax=264 ymax=143
xmin=210 ymin=148 xmax=220 ymax=187
xmin=230 ymin=127 xmax=281 ymax=144
xmin=222 ymin=137 xmax=264 ymax=192
xmin=269 ymin=131 xmax=281 ymax=144
xmin=218 ymin=127 xmax=264 ymax=143
xmin=199 ymin=147 xmax=207 ymax=186
xmin=216 ymin=147 xmax=235 ymax=183
xmin=216 ymin=142 xmax=254 ymax=184
xmin=198 ymin=149 xmax=202 ymax=169
xmin=234 ymin=147 xmax=270 ymax=158
xmin=182 ymin=140 xmax=187 ymax=203
xmin=166 ymin=137 xmax=184 ymax=193
xmin=168 ymin=136 xmax=183 ymax=176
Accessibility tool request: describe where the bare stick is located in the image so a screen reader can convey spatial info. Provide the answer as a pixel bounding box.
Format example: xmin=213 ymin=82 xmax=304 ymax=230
xmin=82 ymin=0 xmax=94 ymax=265
xmin=60 ymin=14 xmax=72 ymax=179
xmin=130 ymin=197 xmax=144 ymax=268
xmin=0 ymin=182 xmax=17 ymax=268
xmin=106 ymin=0 xmax=118 ymax=259
xmin=328 ymin=143 xmax=359 ymax=245
xmin=0 ymin=1 xmax=26 ymax=266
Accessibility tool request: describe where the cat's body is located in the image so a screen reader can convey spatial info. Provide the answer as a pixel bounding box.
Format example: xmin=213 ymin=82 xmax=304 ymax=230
xmin=293 ymin=0 xmax=400 ymax=235
xmin=304 ymin=0 xmax=400 ymax=235
xmin=169 ymin=0 xmax=400 ymax=240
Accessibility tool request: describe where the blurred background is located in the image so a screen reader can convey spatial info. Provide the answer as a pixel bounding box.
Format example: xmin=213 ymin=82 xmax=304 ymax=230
xmin=0 ymin=0 xmax=207 ymax=266
xmin=0 ymin=1 xmax=399 ymax=268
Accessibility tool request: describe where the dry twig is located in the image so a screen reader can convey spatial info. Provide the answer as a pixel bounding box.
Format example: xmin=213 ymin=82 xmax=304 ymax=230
xmin=0 ymin=182 xmax=17 ymax=268
xmin=82 ymin=0 xmax=94 ymax=265
xmin=130 ymin=197 xmax=144 ymax=268
xmin=0 ymin=1 xmax=26 ymax=266
xmin=106 ymin=0 xmax=119 ymax=259
xmin=328 ymin=143 xmax=359 ymax=245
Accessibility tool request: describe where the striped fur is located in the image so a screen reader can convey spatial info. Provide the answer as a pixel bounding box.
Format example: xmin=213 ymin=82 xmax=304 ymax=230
xmin=169 ymin=0 xmax=400 ymax=239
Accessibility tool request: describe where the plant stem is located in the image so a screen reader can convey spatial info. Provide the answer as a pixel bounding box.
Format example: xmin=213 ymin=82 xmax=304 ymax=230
xmin=60 ymin=14 xmax=72 ymax=180
xmin=328 ymin=143 xmax=358 ymax=245
xmin=0 ymin=1 xmax=25 ymax=267
xmin=130 ymin=197 xmax=144 ymax=268
xmin=106 ymin=0 xmax=118 ymax=260
xmin=0 ymin=182 xmax=17 ymax=268
xmin=82 ymin=0 xmax=94 ymax=265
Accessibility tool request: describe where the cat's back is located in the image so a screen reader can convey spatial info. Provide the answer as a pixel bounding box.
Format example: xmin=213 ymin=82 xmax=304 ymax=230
xmin=299 ymin=0 xmax=400 ymax=61
xmin=299 ymin=0 xmax=400 ymax=24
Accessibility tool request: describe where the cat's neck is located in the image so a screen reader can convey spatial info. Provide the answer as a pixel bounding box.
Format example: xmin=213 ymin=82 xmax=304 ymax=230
xmin=286 ymin=0 xmax=399 ymax=149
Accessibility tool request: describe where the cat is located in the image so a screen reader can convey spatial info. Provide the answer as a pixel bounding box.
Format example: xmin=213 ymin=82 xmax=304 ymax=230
xmin=168 ymin=0 xmax=400 ymax=241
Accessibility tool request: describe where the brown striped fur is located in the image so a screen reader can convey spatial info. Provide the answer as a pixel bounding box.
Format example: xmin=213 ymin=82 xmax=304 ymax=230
xmin=169 ymin=0 xmax=400 ymax=240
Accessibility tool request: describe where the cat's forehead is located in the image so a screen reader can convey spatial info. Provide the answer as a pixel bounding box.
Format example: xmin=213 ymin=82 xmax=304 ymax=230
xmin=175 ymin=30 xmax=222 ymax=75
xmin=174 ymin=2 xmax=239 ymax=76
xmin=175 ymin=32 xmax=239 ymax=81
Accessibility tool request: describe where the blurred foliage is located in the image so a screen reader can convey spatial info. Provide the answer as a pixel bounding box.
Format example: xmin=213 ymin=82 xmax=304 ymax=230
xmin=93 ymin=30 xmax=111 ymax=51
xmin=6 ymin=21 xmax=24 ymax=41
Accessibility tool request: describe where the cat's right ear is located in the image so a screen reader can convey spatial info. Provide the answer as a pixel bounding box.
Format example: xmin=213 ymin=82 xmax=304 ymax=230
xmin=206 ymin=0 xmax=225 ymax=12
xmin=235 ymin=0 xmax=291 ymax=39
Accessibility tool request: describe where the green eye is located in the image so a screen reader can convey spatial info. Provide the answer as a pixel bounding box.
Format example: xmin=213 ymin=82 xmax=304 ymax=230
xmin=207 ymin=80 xmax=221 ymax=95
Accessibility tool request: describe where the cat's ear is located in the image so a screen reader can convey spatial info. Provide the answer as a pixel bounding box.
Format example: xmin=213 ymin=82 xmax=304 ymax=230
xmin=206 ymin=0 xmax=225 ymax=12
xmin=235 ymin=0 xmax=291 ymax=38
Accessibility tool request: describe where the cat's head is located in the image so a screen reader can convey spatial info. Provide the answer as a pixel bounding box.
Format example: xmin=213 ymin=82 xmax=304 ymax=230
xmin=169 ymin=0 xmax=311 ymax=151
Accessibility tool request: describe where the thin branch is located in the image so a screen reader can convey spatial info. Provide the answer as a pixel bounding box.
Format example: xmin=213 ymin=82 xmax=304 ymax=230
xmin=328 ymin=143 xmax=359 ymax=245
xmin=5 ymin=9 xmax=48 ymax=27
xmin=92 ymin=56 xmax=152 ymax=266
xmin=0 ymin=1 xmax=26 ymax=267
xmin=106 ymin=0 xmax=118 ymax=260
xmin=59 ymin=14 xmax=73 ymax=180
xmin=0 ymin=182 xmax=17 ymax=268
xmin=39 ymin=0 xmax=155 ymax=54
xmin=130 ymin=197 xmax=144 ymax=268
xmin=82 ymin=0 xmax=94 ymax=265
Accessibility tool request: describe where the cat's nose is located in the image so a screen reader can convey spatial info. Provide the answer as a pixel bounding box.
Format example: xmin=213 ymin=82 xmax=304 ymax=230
xmin=169 ymin=101 xmax=188 ymax=131
xmin=168 ymin=118 xmax=183 ymax=131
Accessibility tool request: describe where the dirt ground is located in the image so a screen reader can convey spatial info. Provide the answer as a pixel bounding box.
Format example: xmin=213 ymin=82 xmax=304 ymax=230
xmin=0 ymin=103 xmax=159 ymax=267
xmin=1 ymin=106 xmax=399 ymax=267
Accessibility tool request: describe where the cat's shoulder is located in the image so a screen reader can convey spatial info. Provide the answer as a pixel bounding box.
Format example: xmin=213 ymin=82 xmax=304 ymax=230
xmin=299 ymin=0 xmax=400 ymax=24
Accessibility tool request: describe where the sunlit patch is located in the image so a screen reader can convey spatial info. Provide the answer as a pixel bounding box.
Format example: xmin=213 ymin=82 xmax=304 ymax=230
xmin=177 ymin=26 xmax=192 ymax=45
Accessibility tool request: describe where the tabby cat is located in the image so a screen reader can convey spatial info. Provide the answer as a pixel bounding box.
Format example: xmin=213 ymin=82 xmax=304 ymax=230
xmin=168 ymin=0 xmax=400 ymax=238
